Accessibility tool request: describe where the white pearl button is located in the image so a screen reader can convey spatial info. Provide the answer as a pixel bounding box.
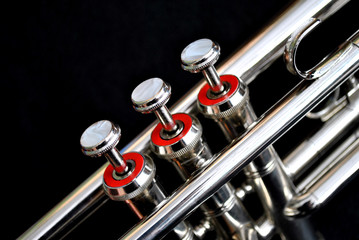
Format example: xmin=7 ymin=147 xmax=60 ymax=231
xmin=81 ymin=120 xmax=113 ymax=147
xmin=181 ymin=39 xmax=213 ymax=64
xmin=132 ymin=78 xmax=163 ymax=103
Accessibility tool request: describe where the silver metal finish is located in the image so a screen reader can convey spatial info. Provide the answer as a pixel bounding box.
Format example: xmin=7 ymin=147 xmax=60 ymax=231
xmin=297 ymin=128 xmax=359 ymax=192
xmin=151 ymin=115 xmax=204 ymax=163
xmin=284 ymin=20 xmax=359 ymax=81
xmin=191 ymin=39 xmax=315 ymax=238
xmin=183 ymin=35 xmax=317 ymax=238
xmin=203 ymin=66 xmax=223 ymax=93
xmin=80 ymin=120 xmax=128 ymax=174
xmin=222 ymin=0 xmax=350 ymax=83
xmin=283 ymin=80 xmax=359 ymax=179
xmin=139 ymin=78 xmax=257 ymax=239
xmin=81 ymin=120 xmax=196 ymax=240
xmin=154 ymin=105 xmax=178 ymax=132
xmin=103 ymin=157 xmax=155 ymax=201
xmin=204 ymin=184 xmax=258 ymax=240
xmin=198 ymin=79 xmax=249 ymax=119
xmin=18 ymin=1 xmax=352 ymax=239
xmin=284 ymin=18 xmax=323 ymax=79
xmin=181 ymin=39 xmax=224 ymax=93
xmin=285 ymin=133 xmax=359 ymax=217
xmin=244 ymin=32 xmax=359 ymax=239
xmin=245 ymin=146 xmax=317 ymax=240
xmin=132 ymin=78 xmax=178 ymax=132
xmin=186 ymin=40 xmax=254 ymax=142
xmin=306 ymin=88 xmax=341 ymax=121
xmin=121 ymin=36 xmax=359 ymax=239
xmin=153 ymin=114 xmax=258 ymax=239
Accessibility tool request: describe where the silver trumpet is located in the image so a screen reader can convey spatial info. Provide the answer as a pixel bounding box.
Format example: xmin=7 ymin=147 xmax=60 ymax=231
xmin=18 ymin=0 xmax=359 ymax=239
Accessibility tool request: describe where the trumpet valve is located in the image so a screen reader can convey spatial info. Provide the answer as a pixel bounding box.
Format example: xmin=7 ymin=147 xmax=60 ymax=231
xmin=181 ymin=38 xmax=224 ymax=93
xmin=80 ymin=120 xmax=155 ymax=201
xmin=132 ymin=78 xmax=207 ymax=174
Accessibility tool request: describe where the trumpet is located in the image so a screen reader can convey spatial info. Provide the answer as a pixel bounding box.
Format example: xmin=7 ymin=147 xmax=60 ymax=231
xmin=16 ymin=0 xmax=359 ymax=239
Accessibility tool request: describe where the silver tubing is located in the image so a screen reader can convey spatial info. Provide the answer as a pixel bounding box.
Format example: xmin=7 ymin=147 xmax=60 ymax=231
xmin=285 ymin=131 xmax=359 ymax=217
xmin=171 ymin=0 xmax=351 ymax=113
xmin=245 ymin=146 xmax=317 ymax=240
xmin=128 ymin=174 xmax=196 ymax=240
xmin=221 ymin=0 xmax=350 ymax=83
xmin=297 ymin=128 xmax=359 ymax=192
xmin=18 ymin=166 xmax=107 ymax=240
xmin=254 ymin=217 xmax=275 ymax=239
xmin=230 ymin=86 xmax=359 ymax=214
xmin=283 ymin=82 xmax=359 ymax=179
xmin=175 ymin=141 xmax=257 ymax=239
xmin=150 ymin=108 xmax=257 ymax=238
xmin=121 ymin=38 xmax=359 ymax=239
xmin=18 ymin=1 xmax=350 ymax=239
xmin=234 ymin=102 xmax=317 ymax=238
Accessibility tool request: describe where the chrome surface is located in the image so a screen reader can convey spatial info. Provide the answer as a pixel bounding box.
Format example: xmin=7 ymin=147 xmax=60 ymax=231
xmin=195 ymin=37 xmax=317 ymax=238
xmin=103 ymin=155 xmax=155 ymax=201
xmin=80 ymin=120 xmax=129 ymax=174
xmin=18 ymin=1 xmax=356 ymax=239
xmin=105 ymin=148 xmax=128 ymax=175
xmin=121 ymin=36 xmax=359 ymax=239
xmin=181 ymin=39 xmax=223 ymax=93
xmin=297 ymin=128 xmax=359 ymax=192
xmin=284 ymin=20 xmax=359 ymax=81
xmin=83 ymin=120 xmax=196 ymax=240
xmin=285 ymin=134 xmax=359 ymax=217
xmin=283 ymin=78 xmax=359 ymax=179
xmin=221 ymin=0 xmax=350 ymax=83
xmin=150 ymin=98 xmax=258 ymax=239
xmin=284 ymin=18 xmax=323 ymax=79
xmin=154 ymin=105 xmax=179 ymax=132
xmin=151 ymin=115 xmax=203 ymax=161
xmin=197 ymin=77 xmax=250 ymax=120
xmin=132 ymin=78 xmax=178 ymax=132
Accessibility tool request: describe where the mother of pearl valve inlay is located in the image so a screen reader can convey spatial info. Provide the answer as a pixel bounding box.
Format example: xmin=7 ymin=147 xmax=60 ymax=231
xmin=80 ymin=120 xmax=128 ymax=174
xmin=132 ymin=77 xmax=178 ymax=133
xmin=80 ymin=120 xmax=113 ymax=147
xmin=181 ymin=38 xmax=224 ymax=93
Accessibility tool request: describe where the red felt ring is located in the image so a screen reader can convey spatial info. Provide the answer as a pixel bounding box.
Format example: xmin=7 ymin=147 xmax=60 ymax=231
xmin=198 ymin=74 xmax=239 ymax=106
xmin=151 ymin=113 xmax=192 ymax=146
xmin=103 ymin=152 xmax=144 ymax=187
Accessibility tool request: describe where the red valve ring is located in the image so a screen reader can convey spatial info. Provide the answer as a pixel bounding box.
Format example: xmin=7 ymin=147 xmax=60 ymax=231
xmin=103 ymin=152 xmax=144 ymax=187
xmin=198 ymin=74 xmax=239 ymax=106
xmin=151 ymin=113 xmax=193 ymax=146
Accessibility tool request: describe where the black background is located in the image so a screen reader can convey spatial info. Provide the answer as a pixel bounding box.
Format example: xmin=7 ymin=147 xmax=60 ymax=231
xmin=3 ymin=0 xmax=359 ymax=239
